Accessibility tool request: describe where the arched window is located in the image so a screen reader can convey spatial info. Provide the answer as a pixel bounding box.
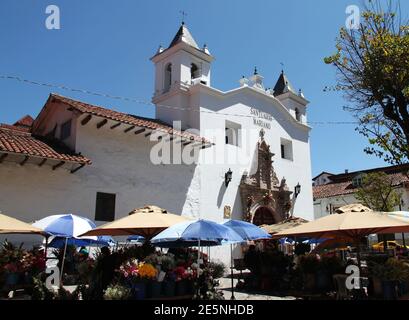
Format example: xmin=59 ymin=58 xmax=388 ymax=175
xmin=191 ymin=63 xmax=200 ymax=79
xmin=164 ymin=63 xmax=172 ymax=92
xmin=295 ymin=108 xmax=301 ymax=121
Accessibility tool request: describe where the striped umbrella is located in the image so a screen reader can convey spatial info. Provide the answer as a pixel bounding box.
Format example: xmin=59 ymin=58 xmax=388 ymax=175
xmin=32 ymin=214 xmax=96 ymax=238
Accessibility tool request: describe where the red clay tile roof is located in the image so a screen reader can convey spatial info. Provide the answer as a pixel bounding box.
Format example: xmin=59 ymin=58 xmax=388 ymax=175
xmin=49 ymin=93 xmax=211 ymax=144
xmin=313 ymin=171 xmax=409 ymax=199
xmin=14 ymin=115 xmax=34 ymax=128
xmin=0 ymin=123 xmax=30 ymax=133
xmin=0 ymin=126 xmax=91 ymax=165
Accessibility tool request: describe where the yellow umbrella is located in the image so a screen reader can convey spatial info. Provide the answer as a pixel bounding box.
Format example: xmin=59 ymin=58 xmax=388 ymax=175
xmin=0 ymin=212 xmax=44 ymax=235
xmin=80 ymin=205 xmax=191 ymax=238
xmin=273 ymin=204 xmax=409 ymax=268
xmin=261 ymin=217 xmax=309 ymax=235
xmin=274 ymin=204 xmax=409 ymax=240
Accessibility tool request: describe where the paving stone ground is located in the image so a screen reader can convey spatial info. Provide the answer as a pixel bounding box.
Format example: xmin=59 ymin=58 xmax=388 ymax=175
xmin=217 ymin=276 xmax=298 ymax=300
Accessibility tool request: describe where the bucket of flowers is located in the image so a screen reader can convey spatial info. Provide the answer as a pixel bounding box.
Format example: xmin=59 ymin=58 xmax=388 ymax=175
xmin=118 ymin=259 xmax=157 ymax=300
xmin=3 ymin=262 xmax=24 ymax=286
xmin=21 ymin=248 xmax=46 ymax=285
xmin=174 ymin=265 xmax=195 ymax=296
xmin=0 ymin=241 xmax=25 ymax=287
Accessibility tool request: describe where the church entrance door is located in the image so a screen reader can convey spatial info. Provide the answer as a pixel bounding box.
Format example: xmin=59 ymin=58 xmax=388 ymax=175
xmin=252 ymin=207 xmax=275 ymax=226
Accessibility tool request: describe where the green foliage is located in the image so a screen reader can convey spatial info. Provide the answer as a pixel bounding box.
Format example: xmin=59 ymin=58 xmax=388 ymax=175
xmin=369 ymin=258 xmax=409 ymax=281
xmin=324 ymin=0 xmax=409 ymax=166
xmin=207 ymin=262 xmax=226 ymax=279
xmin=0 ymin=240 xmax=24 ymax=266
xmin=31 ymin=274 xmax=55 ymax=300
xmin=298 ymin=255 xmax=320 ymax=274
xmin=319 ymin=255 xmax=345 ymax=275
xmin=193 ymin=266 xmax=225 ymax=300
xmin=355 ymin=172 xmax=402 ymax=211
xmin=31 ymin=273 xmax=82 ymax=300
xmin=144 ymin=252 xmax=176 ymax=272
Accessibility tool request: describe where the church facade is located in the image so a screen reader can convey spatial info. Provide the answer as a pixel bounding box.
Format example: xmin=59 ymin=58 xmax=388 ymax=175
xmin=150 ymin=23 xmax=314 ymax=225
xmin=0 ymin=23 xmax=314 ymax=262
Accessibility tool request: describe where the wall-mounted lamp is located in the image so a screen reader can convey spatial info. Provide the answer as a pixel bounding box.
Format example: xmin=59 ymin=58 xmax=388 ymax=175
xmin=225 ymin=168 xmax=233 ymax=187
xmin=294 ymin=183 xmax=301 ymax=198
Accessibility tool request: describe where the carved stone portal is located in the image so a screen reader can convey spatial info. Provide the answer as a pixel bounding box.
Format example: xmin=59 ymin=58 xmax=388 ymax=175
xmin=240 ymin=130 xmax=292 ymax=225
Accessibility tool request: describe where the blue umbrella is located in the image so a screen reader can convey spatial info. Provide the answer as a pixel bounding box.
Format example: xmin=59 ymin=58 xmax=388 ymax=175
xmin=32 ymin=213 xmax=99 ymax=284
xmin=303 ymin=238 xmax=327 ymax=245
xmin=49 ymin=235 xmax=115 ymax=248
xmin=151 ymin=220 xmax=243 ymax=247
xmin=152 ymin=219 xmax=243 ymax=296
xmin=223 ymin=220 xmax=271 ymax=241
xmin=126 ymin=235 xmax=145 ymax=242
xmin=279 ymin=237 xmax=295 ymax=245
xmin=222 ymin=219 xmax=271 ymax=299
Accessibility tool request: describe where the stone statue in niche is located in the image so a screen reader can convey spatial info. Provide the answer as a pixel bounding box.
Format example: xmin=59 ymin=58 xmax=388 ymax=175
xmin=279 ymin=177 xmax=289 ymax=191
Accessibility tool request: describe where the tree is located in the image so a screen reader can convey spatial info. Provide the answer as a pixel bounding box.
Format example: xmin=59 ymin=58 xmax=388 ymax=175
xmin=355 ymin=172 xmax=401 ymax=211
xmin=324 ymin=1 xmax=409 ymax=167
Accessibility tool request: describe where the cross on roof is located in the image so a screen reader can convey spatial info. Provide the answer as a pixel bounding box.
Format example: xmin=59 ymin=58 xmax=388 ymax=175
xmin=179 ymin=10 xmax=187 ymax=24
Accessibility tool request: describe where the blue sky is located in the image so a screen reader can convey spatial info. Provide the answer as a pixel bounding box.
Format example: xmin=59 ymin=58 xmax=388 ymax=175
xmin=1 ymin=0 xmax=407 ymax=176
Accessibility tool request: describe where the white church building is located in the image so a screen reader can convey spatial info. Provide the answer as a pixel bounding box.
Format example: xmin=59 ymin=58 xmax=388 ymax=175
xmin=0 ymin=23 xmax=314 ymax=261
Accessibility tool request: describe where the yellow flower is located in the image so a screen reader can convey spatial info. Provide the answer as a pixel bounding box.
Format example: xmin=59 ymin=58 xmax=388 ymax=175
xmin=138 ymin=263 xmax=157 ymax=279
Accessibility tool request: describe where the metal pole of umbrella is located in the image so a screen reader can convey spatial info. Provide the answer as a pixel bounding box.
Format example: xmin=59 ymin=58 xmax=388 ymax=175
xmin=197 ymin=239 xmax=201 ymax=276
xmin=44 ymin=235 xmax=49 ymax=271
xmin=399 ymin=202 xmax=407 ymax=253
xmin=196 ymin=239 xmax=201 ymax=298
xmin=230 ymin=243 xmax=235 ymax=300
xmin=60 ymin=237 xmax=68 ymax=286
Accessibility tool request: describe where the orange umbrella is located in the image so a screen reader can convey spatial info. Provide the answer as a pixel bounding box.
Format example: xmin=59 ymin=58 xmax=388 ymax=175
xmin=80 ymin=205 xmax=191 ymax=238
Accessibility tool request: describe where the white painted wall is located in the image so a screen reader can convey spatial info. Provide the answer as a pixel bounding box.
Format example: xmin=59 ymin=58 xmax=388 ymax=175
xmin=313 ymin=173 xmax=333 ymax=186
xmin=0 ymin=116 xmax=201 ymax=245
xmin=191 ymin=84 xmax=314 ymax=222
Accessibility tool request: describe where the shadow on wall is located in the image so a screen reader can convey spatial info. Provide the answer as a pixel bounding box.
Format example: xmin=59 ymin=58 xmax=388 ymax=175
xmin=217 ymin=181 xmax=227 ymax=209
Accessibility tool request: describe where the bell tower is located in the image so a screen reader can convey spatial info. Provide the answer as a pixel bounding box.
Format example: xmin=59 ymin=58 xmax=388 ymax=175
xmin=151 ymin=23 xmax=214 ymax=128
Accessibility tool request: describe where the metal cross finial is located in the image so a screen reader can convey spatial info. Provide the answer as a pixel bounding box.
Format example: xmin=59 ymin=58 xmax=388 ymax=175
xmin=280 ymin=62 xmax=284 ymax=73
xmin=179 ymin=10 xmax=187 ymax=24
